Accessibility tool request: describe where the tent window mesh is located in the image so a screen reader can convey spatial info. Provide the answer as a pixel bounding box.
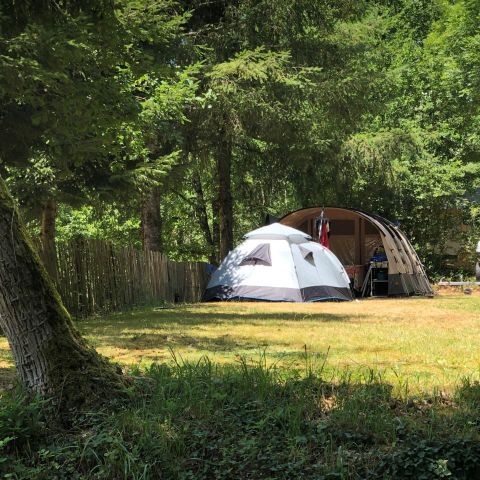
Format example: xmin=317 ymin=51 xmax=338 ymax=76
xmin=304 ymin=251 xmax=315 ymax=265
xmin=299 ymin=245 xmax=315 ymax=265
xmin=239 ymin=243 xmax=272 ymax=266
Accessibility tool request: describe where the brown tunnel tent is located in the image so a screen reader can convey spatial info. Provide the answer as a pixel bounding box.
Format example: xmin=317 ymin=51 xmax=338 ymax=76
xmin=279 ymin=207 xmax=433 ymax=297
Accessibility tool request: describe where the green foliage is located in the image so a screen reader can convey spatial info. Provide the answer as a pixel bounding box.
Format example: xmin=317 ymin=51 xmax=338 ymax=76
xmin=0 ymin=390 xmax=46 ymax=453
xmin=54 ymin=204 xmax=141 ymax=247
xmin=0 ymin=0 xmax=197 ymax=216
xmin=374 ymin=437 xmax=480 ymax=479
xmin=1 ymin=0 xmax=479 ymax=272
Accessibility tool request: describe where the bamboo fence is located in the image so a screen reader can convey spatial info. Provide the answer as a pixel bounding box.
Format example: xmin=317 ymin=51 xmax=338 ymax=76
xmin=54 ymin=238 xmax=209 ymax=317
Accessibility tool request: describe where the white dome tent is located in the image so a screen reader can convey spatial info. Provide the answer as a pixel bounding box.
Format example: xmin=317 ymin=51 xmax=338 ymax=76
xmin=203 ymin=223 xmax=353 ymax=302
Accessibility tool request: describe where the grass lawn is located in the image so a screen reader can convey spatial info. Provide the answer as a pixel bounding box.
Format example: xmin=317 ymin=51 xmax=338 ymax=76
xmin=2 ymin=291 xmax=479 ymax=393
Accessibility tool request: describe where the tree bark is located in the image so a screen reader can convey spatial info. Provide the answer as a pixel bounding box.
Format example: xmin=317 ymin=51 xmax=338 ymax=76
xmin=40 ymin=198 xmax=58 ymax=282
xmin=0 ymin=178 xmax=124 ymax=411
xmin=211 ymin=198 xmax=220 ymax=264
xmin=216 ymin=138 xmax=233 ymax=260
xmin=141 ymin=187 xmax=163 ymax=252
xmin=192 ymin=171 xmax=216 ymax=264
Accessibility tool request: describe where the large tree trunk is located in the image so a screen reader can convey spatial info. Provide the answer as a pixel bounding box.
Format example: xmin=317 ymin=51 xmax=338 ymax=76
xmin=0 ymin=178 xmax=124 ymax=410
xmin=141 ymin=187 xmax=162 ymax=252
xmin=192 ymin=170 xmax=216 ymax=264
xmin=40 ymin=198 xmax=58 ymax=282
xmin=216 ymin=138 xmax=233 ymax=261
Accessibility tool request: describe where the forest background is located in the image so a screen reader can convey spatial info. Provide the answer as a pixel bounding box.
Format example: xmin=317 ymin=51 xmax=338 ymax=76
xmin=2 ymin=0 xmax=480 ymax=277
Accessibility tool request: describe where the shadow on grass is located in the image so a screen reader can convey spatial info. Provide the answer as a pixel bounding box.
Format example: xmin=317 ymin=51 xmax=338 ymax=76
xmin=90 ymin=331 xmax=270 ymax=352
xmin=79 ymin=307 xmax=364 ymax=355
xmin=81 ymin=307 xmax=363 ymax=329
xmin=3 ymin=354 xmax=480 ymax=480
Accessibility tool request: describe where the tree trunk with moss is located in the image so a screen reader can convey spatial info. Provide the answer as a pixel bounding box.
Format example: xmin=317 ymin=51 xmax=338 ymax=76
xmin=0 ymin=178 xmax=124 ymax=410
xmin=40 ymin=198 xmax=58 ymax=282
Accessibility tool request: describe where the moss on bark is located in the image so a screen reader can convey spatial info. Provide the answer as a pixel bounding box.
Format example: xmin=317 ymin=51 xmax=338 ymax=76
xmin=0 ymin=177 xmax=126 ymax=413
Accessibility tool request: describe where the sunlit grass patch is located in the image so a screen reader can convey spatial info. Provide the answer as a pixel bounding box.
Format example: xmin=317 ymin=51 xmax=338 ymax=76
xmin=77 ymin=294 xmax=480 ymax=393
xmin=1 ymin=294 xmax=480 ymax=393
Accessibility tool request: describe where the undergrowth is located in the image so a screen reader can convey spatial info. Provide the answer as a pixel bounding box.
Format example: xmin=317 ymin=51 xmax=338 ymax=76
xmin=2 ymin=354 xmax=480 ymax=479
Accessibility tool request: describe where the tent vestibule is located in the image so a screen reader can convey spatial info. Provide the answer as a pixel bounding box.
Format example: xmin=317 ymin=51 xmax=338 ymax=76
xmin=279 ymin=207 xmax=432 ymax=297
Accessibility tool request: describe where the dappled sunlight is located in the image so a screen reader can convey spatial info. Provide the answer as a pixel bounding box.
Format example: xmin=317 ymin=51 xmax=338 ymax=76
xmin=2 ymin=295 xmax=480 ymax=393
xmin=76 ymin=295 xmax=480 ymax=393
xmin=0 ymin=338 xmax=13 ymax=369
xmin=0 ymin=338 xmax=16 ymax=390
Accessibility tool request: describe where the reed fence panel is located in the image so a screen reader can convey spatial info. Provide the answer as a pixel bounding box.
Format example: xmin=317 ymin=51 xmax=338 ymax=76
xmin=54 ymin=239 xmax=209 ymax=317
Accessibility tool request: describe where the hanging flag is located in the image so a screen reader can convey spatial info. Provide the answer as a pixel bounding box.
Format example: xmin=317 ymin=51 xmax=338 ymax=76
xmin=318 ymin=211 xmax=330 ymax=249
xmin=319 ymin=219 xmax=330 ymax=249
